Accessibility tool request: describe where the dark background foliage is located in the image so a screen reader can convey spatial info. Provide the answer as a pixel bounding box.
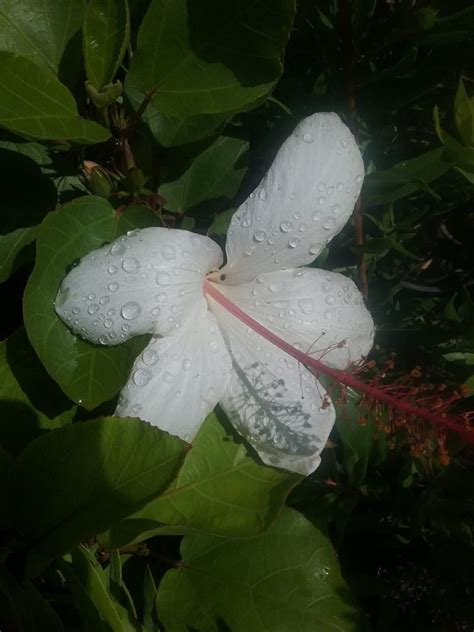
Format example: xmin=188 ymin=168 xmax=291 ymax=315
xmin=0 ymin=0 xmax=473 ymax=630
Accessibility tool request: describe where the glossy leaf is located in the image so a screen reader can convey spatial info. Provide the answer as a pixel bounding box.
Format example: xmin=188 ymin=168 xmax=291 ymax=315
xmin=106 ymin=414 xmax=300 ymax=545
xmin=126 ymin=0 xmax=296 ymax=117
xmin=157 ymin=508 xmax=362 ymax=632
xmin=0 ymin=53 xmax=110 ymax=144
xmin=11 ymin=417 xmax=187 ymax=560
xmin=84 ymin=0 xmax=130 ymax=90
xmin=364 ymin=147 xmax=451 ymax=207
xmin=454 ymin=79 xmax=474 ymax=146
xmin=0 ymin=0 xmax=85 ymax=75
xmin=160 ymin=136 xmax=248 ymax=214
xmin=23 ymin=199 xmax=159 ymax=409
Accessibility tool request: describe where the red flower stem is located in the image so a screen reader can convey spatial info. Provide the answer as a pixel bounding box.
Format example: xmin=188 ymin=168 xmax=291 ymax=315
xmin=204 ymin=280 xmax=473 ymax=441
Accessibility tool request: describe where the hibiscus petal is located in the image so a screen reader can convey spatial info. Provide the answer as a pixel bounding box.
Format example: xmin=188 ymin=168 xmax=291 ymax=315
xmin=115 ymin=308 xmax=232 ymax=441
xmin=219 ymin=113 xmax=364 ymax=285
xmin=211 ymin=268 xmax=374 ymax=370
xmin=209 ymin=298 xmax=336 ymax=475
xmin=55 ymin=228 xmax=223 ymax=345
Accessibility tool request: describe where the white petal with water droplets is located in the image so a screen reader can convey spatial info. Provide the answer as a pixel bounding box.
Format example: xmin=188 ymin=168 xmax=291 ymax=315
xmin=211 ymin=268 xmax=374 ymax=370
xmin=208 ymin=297 xmax=336 ymax=475
xmin=54 ymin=228 xmax=223 ymax=345
xmin=115 ymin=309 xmax=232 ymax=440
xmin=220 ymin=113 xmax=364 ymax=285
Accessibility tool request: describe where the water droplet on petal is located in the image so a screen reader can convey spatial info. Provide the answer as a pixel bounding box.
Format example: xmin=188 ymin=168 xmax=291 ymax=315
xmin=121 ymin=301 xmax=142 ymax=320
xmin=209 ymin=340 xmax=219 ymax=352
xmin=259 ymin=189 xmax=267 ymax=200
xmin=151 ymin=307 xmax=161 ymax=316
xmin=88 ymin=303 xmax=99 ymax=315
xmin=99 ymin=296 xmax=110 ymax=305
xmin=109 ymin=282 xmax=119 ymax=292
xmin=156 ymin=271 xmax=171 ymax=286
xmin=98 ymin=335 xmax=108 ymax=344
xmin=324 ymin=310 xmax=333 ymax=320
xmin=299 ymin=223 xmax=308 ymax=232
xmin=103 ymin=319 xmax=113 ymax=329
xmin=163 ymin=371 xmax=174 ymax=383
xmin=288 ymin=237 xmax=300 ymax=248
xmin=253 ymin=230 xmax=267 ymax=243
xmin=312 ymin=210 xmax=321 ymax=222
xmin=355 ymin=174 xmax=363 ymax=184
xmin=325 ymin=295 xmax=335 ymax=306
xmin=322 ymin=217 xmax=336 ymax=230
xmin=309 ymin=244 xmax=321 ymax=255
xmin=280 ymin=220 xmax=293 ymax=233
xmin=268 ymin=282 xmax=283 ymax=293
xmin=162 ymin=245 xmax=176 ymax=260
xmin=108 ymin=265 xmax=117 ymax=274
xmin=142 ymin=349 xmax=159 ymax=366
xmin=241 ymin=218 xmax=251 ymax=228
xmin=110 ymin=242 xmax=125 ymax=256
xmin=183 ymin=359 xmax=191 ymax=371
xmin=133 ymin=368 xmax=152 ymax=387
xmin=303 ymin=132 xmax=314 ymax=143
xmin=122 ymin=257 xmax=139 ymax=273
xmin=156 ymin=292 xmax=168 ymax=303
xmin=299 ymin=298 xmax=315 ymax=315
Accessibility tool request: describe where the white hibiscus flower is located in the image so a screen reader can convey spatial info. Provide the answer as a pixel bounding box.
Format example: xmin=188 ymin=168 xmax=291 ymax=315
xmin=55 ymin=113 xmax=374 ymax=475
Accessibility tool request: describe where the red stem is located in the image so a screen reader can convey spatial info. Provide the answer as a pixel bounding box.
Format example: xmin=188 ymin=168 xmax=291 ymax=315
xmin=204 ymin=280 xmax=473 ymax=441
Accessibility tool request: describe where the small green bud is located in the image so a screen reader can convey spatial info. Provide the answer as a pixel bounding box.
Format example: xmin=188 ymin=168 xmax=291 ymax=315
xmin=125 ymin=167 xmax=146 ymax=194
xmin=85 ymin=80 xmax=123 ymax=109
xmin=415 ymin=8 xmax=436 ymax=31
xmin=87 ymin=166 xmax=113 ymax=198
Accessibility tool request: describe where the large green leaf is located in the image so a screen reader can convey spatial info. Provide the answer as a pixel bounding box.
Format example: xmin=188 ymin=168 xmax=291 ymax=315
xmin=11 ymin=417 xmax=187 ymax=560
xmin=364 ymin=147 xmax=451 ymax=207
xmin=0 ymin=328 xmax=74 ymax=456
xmin=160 ymin=136 xmax=248 ymax=214
xmin=157 ymin=508 xmax=362 ymax=632
xmin=0 ymin=0 xmax=85 ymax=75
xmin=23 ymin=199 xmax=158 ymax=409
xmin=126 ymin=0 xmax=296 ymax=117
xmin=0 ymin=53 xmax=110 ymax=144
xmin=60 ymin=546 xmax=141 ymax=632
xmin=84 ymin=0 xmax=130 ymax=90
xmin=106 ymin=414 xmax=299 ymax=544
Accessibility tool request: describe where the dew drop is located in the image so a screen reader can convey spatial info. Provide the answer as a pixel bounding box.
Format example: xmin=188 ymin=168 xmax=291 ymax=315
xmin=122 ymin=324 xmax=130 ymax=332
xmin=241 ymin=218 xmax=251 ymax=228
xmin=163 ymin=371 xmax=174 ymax=383
xmin=324 ymin=309 xmax=333 ymax=320
xmin=256 ymin=275 xmax=266 ymax=284
xmin=259 ymin=189 xmax=267 ymax=200
xmin=318 ymin=196 xmax=326 ymax=206
xmin=121 ymin=301 xmax=141 ymax=320
xmin=72 ymin=307 xmax=80 ymax=314
xmin=299 ymin=223 xmax=308 ymax=232
xmin=108 ymin=282 xmax=119 ymax=292
xmin=312 ymin=210 xmax=321 ymax=222
xmin=156 ymin=271 xmax=171 ymax=286
xmin=288 ymin=237 xmax=300 ymax=248
xmin=303 ymin=132 xmax=314 ymax=143
xmin=88 ymin=293 xmax=96 ymax=301
xmin=87 ymin=303 xmax=99 ymax=315
xmin=142 ymin=349 xmax=159 ymax=366
xmin=268 ymin=282 xmax=283 ymax=293
xmin=317 ymin=182 xmax=326 ymax=192
xmin=110 ymin=242 xmax=125 ymax=256
xmin=331 ymin=204 xmax=341 ymax=214
xmin=183 ymin=359 xmax=191 ymax=371
xmin=106 ymin=308 xmax=115 ymax=316
xmin=98 ymin=335 xmax=108 ymax=344
xmin=299 ymin=298 xmax=315 ymax=315
xmin=162 ymin=245 xmax=176 ymax=260
xmin=325 ymin=295 xmax=335 ymax=306
xmin=99 ymin=296 xmax=110 ymax=305
xmin=355 ymin=174 xmax=363 ymax=184
xmin=108 ymin=265 xmax=117 ymax=274
xmin=309 ymin=244 xmax=321 ymax=255
xmin=209 ymin=340 xmax=219 ymax=352
xmin=280 ymin=220 xmax=293 ymax=233
xmin=122 ymin=257 xmax=139 ymax=273
xmin=156 ymin=292 xmax=168 ymax=303
xmin=322 ymin=217 xmax=336 ymax=230
xmin=151 ymin=307 xmax=161 ymax=316
xmin=253 ymin=230 xmax=267 ymax=243
xmin=103 ymin=319 xmax=113 ymax=329
xmin=133 ymin=368 xmax=152 ymax=387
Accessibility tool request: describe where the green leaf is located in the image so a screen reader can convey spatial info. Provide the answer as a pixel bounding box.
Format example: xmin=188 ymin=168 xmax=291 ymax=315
xmin=125 ymin=0 xmax=296 ymax=117
xmin=23 ymin=200 xmax=160 ymax=409
xmin=0 ymin=328 xmax=74 ymax=457
xmin=145 ymin=106 xmax=230 ymax=148
xmin=160 ymin=136 xmax=248 ymax=214
xmin=454 ymin=78 xmax=474 ymax=146
xmin=11 ymin=417 xmax=187 ymax=562
xmin=443 ymin=352 xmax=474 ymax=366
xmin=84 ymin=0 xmax=131 ymax=90
xmin=68 ymin=546 xmax=142 ymax=632
xmin=106 ymin=414 xmax=299 ymax=545
xmin=157 ymin=508 xmax=362 ymax=632
xmin=0 ymin=0 xmax=85 ymax=76
xmin=364 ymin=147 xmax=451 ymax=207
xmin=0 ymin=52 xmax=110 ymax=144
xmin=207 ymin=208 xmax=235 ymax=237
